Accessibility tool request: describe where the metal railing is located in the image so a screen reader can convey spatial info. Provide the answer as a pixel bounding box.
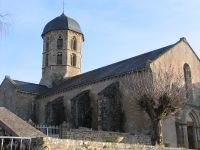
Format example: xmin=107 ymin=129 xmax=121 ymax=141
xmin=0 ymin=136 xmax=31 ymax=150
xmin=36 ymin=125 xmax=61 ymax=138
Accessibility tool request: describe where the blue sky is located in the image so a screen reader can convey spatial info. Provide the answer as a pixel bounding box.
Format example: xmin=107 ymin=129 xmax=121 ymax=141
xmin=0 ymin=0 xmax=200 ymax=84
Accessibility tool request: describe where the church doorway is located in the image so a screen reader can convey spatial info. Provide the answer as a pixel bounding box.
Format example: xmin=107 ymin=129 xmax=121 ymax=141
xmin=187 ymin=122 xmax=195 ymax=149
xmin=178 ymin=110 xmax=200 ymax=149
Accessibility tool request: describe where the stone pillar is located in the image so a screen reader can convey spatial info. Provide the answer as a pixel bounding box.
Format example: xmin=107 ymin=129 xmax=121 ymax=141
xmin=182 ymin=126 xmax=189 ymax=148
xmin=61 ymin=121 xmax=70 ymax=139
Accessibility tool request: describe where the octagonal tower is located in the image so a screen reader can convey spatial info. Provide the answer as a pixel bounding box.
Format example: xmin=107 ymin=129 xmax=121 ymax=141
xmin=40 ymin=13 xmax=84 ymax=87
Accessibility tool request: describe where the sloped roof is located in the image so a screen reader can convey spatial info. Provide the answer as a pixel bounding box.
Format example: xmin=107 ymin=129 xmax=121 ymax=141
xmin=7 ymin=39 xmax=185 ymax=96
xmin=41 ymin=40 xmax=179 ymax=96
xmin=13 ymin=80 xmax=48 ymax=94
xmin=0 ymin=107 xmax=46 ymax=137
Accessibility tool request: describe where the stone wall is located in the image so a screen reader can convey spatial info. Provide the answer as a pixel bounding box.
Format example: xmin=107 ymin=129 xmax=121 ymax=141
xmin=0 ymin=76 xmax=17 ymax=114
xmin=32 ymin=137 xmax=188 ymax=150
xmin=0 ymin=76 xmax=35 ymax=121
xmin=15 ymin=92 xmax=35 ymax=121
xmin=61 ymin=123 xmax=151 ymax=145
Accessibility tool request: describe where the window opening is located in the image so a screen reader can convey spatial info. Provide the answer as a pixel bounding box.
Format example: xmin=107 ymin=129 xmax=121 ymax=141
xmin=71 ymin=37 xmax=77 ymax=50
xmin=183 ymin=63 xmax=193 ymax=99
xmin=57 ymin=52 xmax=62 ymax=64
xmin=71 ymin=53 xmax=76 ymax=66
xmin=57 ymin=35 xmax=63 ymax=49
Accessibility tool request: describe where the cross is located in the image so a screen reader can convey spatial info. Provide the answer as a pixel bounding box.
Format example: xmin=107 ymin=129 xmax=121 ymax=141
xmin=61 ymin=0 xmax=66 ymax=13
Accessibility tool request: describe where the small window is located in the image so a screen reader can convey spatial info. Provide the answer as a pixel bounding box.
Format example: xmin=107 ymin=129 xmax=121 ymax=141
xmin=183 ymin=63 xmax=193 ymax=99
xmin=46 ymin=54 xmax=48 ymax=66
xmin=71 ymin=37 xmax=77 ymax=50
xmin=71 ymin=53 xmax=76 ymax=66
xmin=4 ymin=88 xmax=6 ymax=96
xmin=57 ymin=52 xmax=62 ymax=64
xmin=57 ymin=35 xmax=63 ymax=49
xmin=46 ymin=37 xmax=49 ymax=51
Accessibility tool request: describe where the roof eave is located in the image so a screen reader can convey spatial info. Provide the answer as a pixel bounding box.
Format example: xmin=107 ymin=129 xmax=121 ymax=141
xmin=41 ymin=29 xmax=84 ymax=39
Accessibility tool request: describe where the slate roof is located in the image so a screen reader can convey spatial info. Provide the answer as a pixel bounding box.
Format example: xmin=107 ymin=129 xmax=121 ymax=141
xmin=42 ymin=13 xmax=82 ymax=36
xmin=41 ymin=40 xmax=180 ymax=96
xmin=8 ymin=39 xmax=182 ymax=96
xmin=13 ymin=80 xmax=48 ymax=94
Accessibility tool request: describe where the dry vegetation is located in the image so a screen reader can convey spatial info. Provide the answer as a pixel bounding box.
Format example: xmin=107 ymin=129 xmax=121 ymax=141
xmin=0 ymin=12 xmax=14 ymax=38
xmin=124 ymin=63 xmax=189 ymax=145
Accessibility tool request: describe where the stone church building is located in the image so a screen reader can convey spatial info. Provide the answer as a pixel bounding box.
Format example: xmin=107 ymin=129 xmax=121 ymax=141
xmin=0 ymin=13 xmax=200 ymax=149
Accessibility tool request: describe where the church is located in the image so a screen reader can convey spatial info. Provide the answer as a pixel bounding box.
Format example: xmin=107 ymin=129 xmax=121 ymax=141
xmin=0 ymin=12 xmax=200 ymax=149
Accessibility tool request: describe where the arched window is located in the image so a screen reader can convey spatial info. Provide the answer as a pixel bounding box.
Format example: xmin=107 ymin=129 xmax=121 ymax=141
xmin=71 ymin=53 xmax=76 ymax=66
xmin=57 ymin=52 xmax=62 ymax=64
xmin=70 ymin=91 xmax=92 ymax=128
xmin=57 ymin=35 xmax=63 ymax=49
xmin=71 ymin=37 xmax=77 ymax=50
xmin=45 ymin=54 xmax=48 ymax=67
xmin=46 ymin=37 xmax=49 ymax=51
xmin=183 ymin=63 xmax=193 ymax=99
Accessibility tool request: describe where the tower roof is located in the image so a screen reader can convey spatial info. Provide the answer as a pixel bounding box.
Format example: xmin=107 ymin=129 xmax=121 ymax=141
xmin=42 ymin=13 xmax=82 ymax=36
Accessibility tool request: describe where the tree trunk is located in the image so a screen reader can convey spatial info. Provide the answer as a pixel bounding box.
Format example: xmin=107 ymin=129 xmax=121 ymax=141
xmin=151 ymin=119 xmax=162 ymax=145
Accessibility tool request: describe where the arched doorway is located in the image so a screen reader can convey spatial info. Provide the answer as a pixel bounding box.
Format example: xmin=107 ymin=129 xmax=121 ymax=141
xmin=187 ymin=118 xmax=195 ymax=148
xmin=177 ymin=110 xmax=200 ymax=149
xmin=186 ymin=110 xmax=200 ymax=149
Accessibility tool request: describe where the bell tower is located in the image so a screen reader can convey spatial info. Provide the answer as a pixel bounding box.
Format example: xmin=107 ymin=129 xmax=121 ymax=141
xmin=40 ymin=13 xmax=84 ymax=87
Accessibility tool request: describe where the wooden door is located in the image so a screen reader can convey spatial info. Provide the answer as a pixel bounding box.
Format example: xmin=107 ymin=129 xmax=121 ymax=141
xmin=187 ymin=122 xmax=195 ymax=149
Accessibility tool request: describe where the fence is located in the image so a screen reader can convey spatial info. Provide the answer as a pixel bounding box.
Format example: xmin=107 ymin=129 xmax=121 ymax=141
xmin=35 ymin=125 xmax=61 ymax=138
xmin=0 ymin=136 xmax=32 ymax=150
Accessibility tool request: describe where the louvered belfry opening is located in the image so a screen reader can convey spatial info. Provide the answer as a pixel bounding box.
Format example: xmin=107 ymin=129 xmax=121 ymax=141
xmin=57 ymin=52 xmax=62 ymax=64
xmin=71 ymin=36 xmax=77 ymax=50
xmin=71 ymin=53 xmax=76 ymax=66
xmin=57 ymin=35 xmax=63 ymax=49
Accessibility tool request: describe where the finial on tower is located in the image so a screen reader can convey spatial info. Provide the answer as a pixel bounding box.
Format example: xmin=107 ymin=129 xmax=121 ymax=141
xmin=61 ymin=0 xmax=66 ymax=13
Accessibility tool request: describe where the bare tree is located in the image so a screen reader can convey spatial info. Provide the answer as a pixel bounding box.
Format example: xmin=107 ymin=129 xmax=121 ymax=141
xmin=124 ymin=63 xmax=189 ymax=145
xmin=0 ymin=12 xmax=13 ymax=38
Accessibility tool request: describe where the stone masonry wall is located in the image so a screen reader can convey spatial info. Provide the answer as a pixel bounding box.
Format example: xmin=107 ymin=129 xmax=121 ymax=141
xmin=32 ymin=137 xmax=189 ymax=150
xmin=15 ymin=93 xmax=35 ymax=121
xmin=61 ymin=127 xmax=151 ymax=145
